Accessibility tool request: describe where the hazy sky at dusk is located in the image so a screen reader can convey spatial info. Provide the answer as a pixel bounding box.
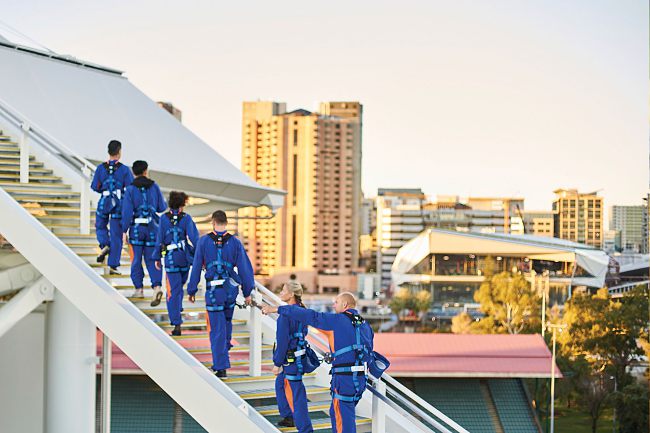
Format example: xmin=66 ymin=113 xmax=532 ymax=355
xmin=2 ymin=0 xmax=648 ymax=211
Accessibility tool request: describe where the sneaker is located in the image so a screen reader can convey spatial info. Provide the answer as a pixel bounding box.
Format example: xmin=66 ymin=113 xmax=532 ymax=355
xmin=278 ymin=417 xmax=295 ymax=428
xmin=131 ymin=288 xmax=144 ymax=298
xmin=96 ymin=246 xmax=110 ymax=263
xmin=109 ymin=267 xmax=121 ymax=275
xmin=214 ymin=369 xmax=227 ymax=378
xmin=150 ymin=287 xmax=163 ymax=307
xmin=171 ymin=325 xmax=182 ymax=336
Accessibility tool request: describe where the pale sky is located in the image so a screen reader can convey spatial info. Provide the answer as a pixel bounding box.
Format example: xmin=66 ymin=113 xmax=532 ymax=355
xmin=2 ymin=0 xmax=648 ymax=211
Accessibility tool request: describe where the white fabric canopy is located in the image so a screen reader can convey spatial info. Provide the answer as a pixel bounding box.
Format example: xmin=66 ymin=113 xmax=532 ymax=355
xmin=392 ymin=229 xmax=610 ymax=288
xmin=0 ymin=42 xmax=284 ymax=210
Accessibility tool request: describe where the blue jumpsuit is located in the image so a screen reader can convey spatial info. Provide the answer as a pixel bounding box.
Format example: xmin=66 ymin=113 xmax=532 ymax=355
xmin=121 ymin=177 xmax=167 ymax=289
xmin=91 ymin=161 xmax=134 ymax=268
xmin=187 ymin=231 xmax=255 ymax=371
xmin=152 ymin=211 xmax=199 ymax=326
xmin=277 ymin=306 xmax=373 ymax=433
xmin=274 ymin=312 xmax=314 ymax=433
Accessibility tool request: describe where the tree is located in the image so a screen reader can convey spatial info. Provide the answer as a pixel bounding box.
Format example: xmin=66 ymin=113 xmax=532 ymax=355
xmin=560 ymin=287 xmax=647 ymax=387
xmin=472 ymin=263 xmax=540 ymax=334
xmin=614 ymin=382 xmax=649 ymax=433
xmin=451 ymin=312 xmax=473 ymax=334
xmin=559 ymin=286 xmax=649 ymax=432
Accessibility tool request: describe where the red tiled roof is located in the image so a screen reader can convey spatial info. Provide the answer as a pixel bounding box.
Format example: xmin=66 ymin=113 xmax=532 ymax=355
xmin=374 ymin=333 xmax=561 ymax=378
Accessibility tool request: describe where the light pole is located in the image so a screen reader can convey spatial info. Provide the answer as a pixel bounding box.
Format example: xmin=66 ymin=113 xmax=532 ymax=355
xmin=547 ymin=322 xmax=566 ymax=433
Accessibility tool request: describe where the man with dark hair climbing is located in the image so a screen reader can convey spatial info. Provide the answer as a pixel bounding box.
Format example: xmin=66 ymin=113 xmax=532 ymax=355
xmin=121 ymin=160 xmax=167 ymax=305
xmin=186 ymin=210 xmax=255 ymax=377
xmin=91 ymin=140 xmax=134 ymax=274
xmin=153 ymin=191 xmax=199 ymax=336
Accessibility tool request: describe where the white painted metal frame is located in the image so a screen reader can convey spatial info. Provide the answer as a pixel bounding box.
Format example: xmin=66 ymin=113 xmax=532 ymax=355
xmin=0 ymin=187 xmax=278 ymax=433
xmin=0 ymin=276 xmax=53 ymax=339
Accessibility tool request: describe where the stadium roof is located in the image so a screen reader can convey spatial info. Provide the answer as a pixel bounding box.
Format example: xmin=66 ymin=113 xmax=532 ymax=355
xmin=373 ymin=333 xmax=561 ymax=378
xmin=392 ymin=228 xmax=610 ymax=288
xmin=0 ymin=38 xmax=285 ymax=211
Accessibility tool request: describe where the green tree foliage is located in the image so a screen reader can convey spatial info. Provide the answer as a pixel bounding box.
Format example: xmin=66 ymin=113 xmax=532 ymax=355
xmin=560 ymin=287 xmax=648 ymax=386
xmin=472 ymin=257 xmax=541 ymax=334
xmin=614 ymin=382 xmax=649 ymax=433
xmin=558 ymin=285 xmax=649 ymax=433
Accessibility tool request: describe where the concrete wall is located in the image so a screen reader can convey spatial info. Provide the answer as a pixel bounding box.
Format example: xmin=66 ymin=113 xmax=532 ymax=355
xmin=0 ymin=306 xmax=46 ymax=433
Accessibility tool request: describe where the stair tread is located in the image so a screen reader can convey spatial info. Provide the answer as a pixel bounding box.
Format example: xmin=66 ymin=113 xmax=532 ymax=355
xmin=256 ymin=400 xmax=331 ymax=416
xmin=238 ymin=385 xmax=331 ymax=400
xmin=279 ymin=417 xmax=371 ymax=432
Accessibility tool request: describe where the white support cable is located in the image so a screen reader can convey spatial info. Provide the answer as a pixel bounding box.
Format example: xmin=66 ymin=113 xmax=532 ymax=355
xmin=0 ymin=276 xmax=53 ymax=339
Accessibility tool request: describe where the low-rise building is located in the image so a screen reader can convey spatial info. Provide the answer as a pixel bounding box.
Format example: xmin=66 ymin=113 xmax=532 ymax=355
xmin=392 ymin=229 xmax=615 ymax=313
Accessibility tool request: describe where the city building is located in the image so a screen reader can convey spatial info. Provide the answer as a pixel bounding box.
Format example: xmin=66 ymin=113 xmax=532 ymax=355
xmin=156 ymin=101 xmax=182 ymax=122
xmin=391 ymin=229 xmax=614 ymax=316
xmin=375 ymin=188 xmax=426 ymax=292
xmin=610 ymin=204 xmax=648 ymax=253
xmin=465 ymin=197 xmax=525 ymax=234
xmin=359 ymin=196 xmax=377 ymax=271
xmin=238 ymin=101 xmax=362 ymax=293
xmin=522 ymin=211 xmax=554 ymax=237
xmin=423 ymin=196 xmax=525 ymax=235
xmin=603 ymin=229 xmax=621 ymax=253
xmin=552 ymin=189 xmax=603 ymax=248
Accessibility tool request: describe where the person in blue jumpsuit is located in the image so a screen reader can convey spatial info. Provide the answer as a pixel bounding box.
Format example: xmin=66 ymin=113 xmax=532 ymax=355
xmin=186 ymin=210 xmax=255 ymax=377
xmin=152 ymin=191 xmax=199 ymax=336
xmin=121 ymin=160 xmax=167 ymax=304
xmin=263 ymin=292 xmax=373 ymax=433
xmin=272 ymin=281 xmax=314 ymax=432
xmin=91 ymin=140 xmax=134 ymax=274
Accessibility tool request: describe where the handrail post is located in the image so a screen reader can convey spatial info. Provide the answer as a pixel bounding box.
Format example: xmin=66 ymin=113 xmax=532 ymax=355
xmin=101 ymin=332 xmax=112 ymax=433
xmin=19 ymin=122 xmax=30 ymax=183
xmin=248 ymin=289 xmax=262 ymax=377
xmin=80 ymin=166 xmax=91 ymax=234
xmin=372 ymin=379 xmax=387 ymax=433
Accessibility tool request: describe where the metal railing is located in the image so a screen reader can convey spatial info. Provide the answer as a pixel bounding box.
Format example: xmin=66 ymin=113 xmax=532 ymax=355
xmin=253 ymin=282 xmax=470 ymax=433
xmin=0 ymin=97 xmax=95 ymax=233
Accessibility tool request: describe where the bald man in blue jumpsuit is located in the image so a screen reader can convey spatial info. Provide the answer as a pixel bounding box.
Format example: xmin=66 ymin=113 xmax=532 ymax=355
xmin=264 ymin=292 xmax=374 ymax=433
xmin=186 ymin=210 xmax=255 ymax=377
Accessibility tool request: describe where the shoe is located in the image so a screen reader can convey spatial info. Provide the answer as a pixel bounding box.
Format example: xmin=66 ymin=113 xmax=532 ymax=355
xmin=131 ymin=288 xmax=144 ymax=298
xmin=109 ymin=267 xmax=121 ymax=275
xmin=171 ymin=325 xmax=182 ymax=336
xmin=150 ymin=287 xmax=163 ymax=307
xmin=96 ymin=246 xmax=110 ymax=263
xmin=214 ymin=369 xmax=227 ymax=378
xmin=278 ymin=417 xmax=295 ymax=428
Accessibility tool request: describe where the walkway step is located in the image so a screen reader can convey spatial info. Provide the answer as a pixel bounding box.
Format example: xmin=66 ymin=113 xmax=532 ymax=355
xmin=239 ymin=385 xmax=330 ymax=400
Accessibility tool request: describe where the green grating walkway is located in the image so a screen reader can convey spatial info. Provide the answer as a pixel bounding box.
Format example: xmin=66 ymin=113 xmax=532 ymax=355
xmin=488 ymin=379 xmax=539 ymax=433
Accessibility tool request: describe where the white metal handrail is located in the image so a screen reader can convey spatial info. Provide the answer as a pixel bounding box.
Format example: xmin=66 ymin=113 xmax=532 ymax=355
xmin=0 ymin=97 xmax=96 ymax=178
xmin=0 ymin=187 xmax=278 ymax=432
xmin=254 ymin=282 xmax=469 ymax=433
